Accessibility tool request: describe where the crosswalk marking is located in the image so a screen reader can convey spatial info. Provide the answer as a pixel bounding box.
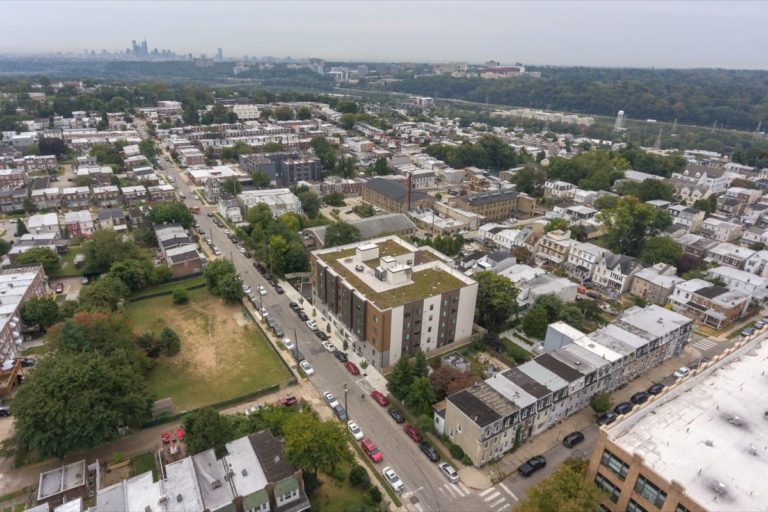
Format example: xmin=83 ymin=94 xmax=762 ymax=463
xmin=457 ymin=482 xmax=471 ymax=496
xmin=489 ymin=497 xmax=508 ymax=508
xmin=482 ymin=491 xmax=502 ymax=502
xmin=693 ymin=338 xmax=717 ymax=351
xmin=499 ymin=482 xmax=518 ymax=501
xmin=438 ymin=483 xmax=470 ymax=499
xmin=479 ymin=487 xmax=498 ymax=497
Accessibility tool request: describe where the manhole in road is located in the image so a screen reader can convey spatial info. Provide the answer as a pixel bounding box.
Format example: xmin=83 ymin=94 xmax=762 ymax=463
xmin=410 ymin=496 xmax=419 ymax=505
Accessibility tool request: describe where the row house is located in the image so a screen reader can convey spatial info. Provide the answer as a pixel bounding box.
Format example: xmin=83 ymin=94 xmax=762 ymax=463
xmin=27 ymin=213 xmax=60 ymax=236
xmin=0 ymin=154 xmax=57 ymax=171
xmin=665 ymin=177 xmax=711 ymax=206
xmin=699 ymin=217 xmax=742 ymax=242
xmin=30 ymin=187 xmax=61 ymax=210
xmin=96 ymin=208 xmax=127 ymax=231
xmin=92 ymin=185 xmax=121 ymax=207
xmin=739 ymin=226 xmax=766 ymax=247
xmin=592 ymin=253 xmax=642 ymax=296
xmin=61 ymin=187 xmax=91 ymax=208
xmin=671 ymin=164 xmax=733 ymax=194
xmin=709 ymin=265 xmax=768 ymax=300
xmin=0 ymin=168 xmax=27 ymax=190
xmin=740 ymin=202 xmax=768 ymax=226
xmin=550 ymin=203 xmax=598 ymax=224
xmin=123 ymin=155 xmax=149 ymax=169
xmin=63 ymin=210 xmax=94 ymax=238
xmin=629 ymin=263 xmax=683 ymax=305
xmin=675 ymin=233 xmax=718 ymax=262
xmin=669 ymin=279 xmax=750 ymax=330
xmin=667 ymin=204 xmax=705 ymax=233
xmin=565 ymin=241 xmax=607 ymax=283
xmin=0 ymin=189 xmax=20 ymax=214
xmin=147 ymin=184 xmax=176 ymax=202
xmin=443 ymin=305 xmax=692 ymax=466
xmin=75 ymin=165 xmax=113 ymax=185
xmin=704 ymin=242 xmax=756 ymax=269
xmin=534 ymin=229 xmax=575 ymax=267
xmin=121 ymin=185 xmax=148 ymax=205
xmin=543 ymin=180 xmax=575 ymax=200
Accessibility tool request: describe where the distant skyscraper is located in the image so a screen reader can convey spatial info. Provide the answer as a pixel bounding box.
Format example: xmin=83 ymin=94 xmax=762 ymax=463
xmin=217 ymin=48 xmax=223 ymax=60
xmin=613 ymin=110 xmax=626 ymax=133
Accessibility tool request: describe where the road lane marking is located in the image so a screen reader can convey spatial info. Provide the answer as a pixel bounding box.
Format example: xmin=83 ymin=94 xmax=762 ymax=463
xmin=499 ymin=482 xmax=518 ymax=501
xmin=489 ymin=497 xmax=508 ymax=508
xmin=482 ymin=491 xmax=501 ymax=502
xmin=458 ymin=482 xmax=470 ymax=495
xmin=479 ymin=487 xmax=498 ymax=497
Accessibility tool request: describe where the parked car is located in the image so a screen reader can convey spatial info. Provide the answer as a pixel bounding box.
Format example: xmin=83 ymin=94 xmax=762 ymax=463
xmin=242 ymin=285 xmax=252 ymax=294
xmin=370 ymin=390 xmax=389 ymax=407
xmin=614 ymin=402 xmax=634 ymax=415
xmin=383 ymin=467 xmax=405 ymax=493
xmin=596 ymin=411 xmax=618 ymax=426
xmin=403 ymin=425 xmax=423 ymax=443
xmin=315 ymin=330 xmax=329 ymax=341
xmin=279 ymin=396 xmax=298 ymax=407
xmin=297 ymin=310 xmax=309 ymax=321
xmin=275 ymin=285 xmax=284 ymax=294
xmin=344 ymin=361 xmax=360 ymax=375
xmin=755 ymin=321 xmax=765 ymax=330
xmin=333 ymin=404 xmax=347 ymax=421
xmin=388 ymin=407 xmax=405 ymax=423
xmin=54 ymin=283 xmax=64 ymax=294
xmin=361 ymin=437 xmax=382 ymax=463
xmin=742 ymin=327 xmax=755 ymax=337
xmin=176 ymin=427 xmax=184 ymax=441
xmin=348 ymin=421 xmax=364 ymax=441
xmin=258 ymin=307 xmax=269 ymax=317
xmin=631 ymin=391 xmax=650 ymax=405
xmin=674 ymin=366 xmax=691 ymax=379
xmin=299 ymin=360 xmax=315 ymax=376
xmin=289 ymin=302 xmax=300 ymax=311
xmin=291 ymin=349 xmax=304 ymax=363
xmin=517 ymin=455 xmax=547 ymax=477
xmin=81 ymin=276 xmax=89 ymax=285
xmin=306 ymin=320 xmax=318 ymax=331
xmin=257 ymin=285 xmax=267 ymax=296
xmin=562 ymin=431 xmax=585 ymax=448
xmin=647 ymin=383 xmax=665 ymax=395
xmin=419 ymin=441 xmax=440 ymax=462
xmin=0 ymin=406 xmax=11 ymax=417
xmin=272 ymin=325 xmax=284 ymax=338
xmin=438 ymin=463 xmax=459 ymax=483
xmin=321 ymin=341 xmax=335 ymax=352
xmin=14 ymin=358 xmax=34 ymax=368
xmin=244 ymin=405 xmax=262 ymax=416
xmin=283 ymin=338 xmax=295 ymax=351
xmin=334 ymin=351 xmax=349 ymax=363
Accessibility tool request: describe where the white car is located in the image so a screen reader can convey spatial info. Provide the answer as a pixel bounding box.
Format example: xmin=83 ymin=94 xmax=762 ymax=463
xmin=242 ymin=285 xmax=252 ymax=294
xmin=438 ymin=463 xmax=459 ymax=483
xmin=674 ymin=366 xmax=691 ymax=379
xmin=306 ymin=320 xmax=318 ymax=331
xmin=347 ymin=421 xmax=364 ymax=441
xmin=223 ymin=229 xmax=231 ymax=235
xmin=244 ymin=405 xmax=262 ymax=416
xmin=258 ymin=307 xmax=269 ymax=317
xmin=299 ymin=360 xmax=315 ymax=376
xmin=383 ymin=467 xmax=405 ymax=493
xmin=321 ymin=341 xmax=336 ymax=352
xmin=283 ymin=338 xmax=295 ymax=351
xmin=323 ymin=391 xmax=339 ymax=408
xmin=257 ymin=285 xmax=267 ymax=296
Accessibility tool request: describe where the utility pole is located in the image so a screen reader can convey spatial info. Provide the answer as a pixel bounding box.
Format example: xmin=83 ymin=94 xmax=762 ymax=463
xmin=344 ymin=384 xmax=348 ymax=418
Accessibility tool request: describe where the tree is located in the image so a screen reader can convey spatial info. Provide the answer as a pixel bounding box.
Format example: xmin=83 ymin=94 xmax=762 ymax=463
xmin=149 ymin=201 xmax=194 ymax=229
xmin=640 ymin=236 xmax=682 ymax=266
xmin=405 ymin=376 xmax=437 ymax=416
xmin=82 ymin=229 xmax=142 ymax=275
xmin=297 ymin=189 xmax=321 ymax=218
xmin=348 ymin=465 xmax=371 ymax=489
xmin=352 ymin=204 xmax=375 ymax=218
xmin=515 ymin=458 xmax=606 ymax=512
xmin=693 ymin=196 xmax=717 ymax=216
xmin=750 ymin=242 xmax=766 ymax=251
xmin=522 ymin=305 xmax=549 ymax=339
xmin=310 ymin=136 xmax=337 ymax=171
xmin=172 ymin=286 xmax=189 ymax=304
xmin=252 ymin=171 xmax=271 ymax=189
xmin=204 ymin=259 xmax=240 ymax=298
xmin=324 ymin=222 xmax=361 ymax=248
xmin=283 ymin=412 xmax=352 ymax=476
xmin=429 ymin=365 xmax=479 ymax=400
xmin=222 ymin=177 xmax=243 ymax=196
xmin=15 ymin=218 xmax=28 ymax=236
xmin=598 ymin=197 xmax=672 ymax=257
xmin=335 ymin=155 xmax=357 ymax=179
xmin=371 ymin=157 xmax=391 ymax=176
xmin=262 ymin=142 xmax=283 ymax=153
xmin=297 ymin=106 xmax=312 ymax=120
xmin=510 ymin=165 xmax=546 ymax=197
xmin=387 ymin=356 xmax=415 ymax=400
xmin=109 ymin=258 xmax=155 ymax=292
xmin=590 ymin=393 xmax=613 ymax=413
xmin=138 ymin=139 xmax=156 ymax=160
xmin=16 ymin=247 xmax=60 ymax=273
xmin=413 ymin=350 xmax=429 ymax=378
xmin=21 ymin=297 xmax=59 ymax=330
xmin=137 ymin=332 xmax=163 ymax=358
xmin=593 ymin=195 xmax=619 ymax=211
xmin=13 ymin=352 xmax=153 ymax=458
xmin=473 ymin=271 xmax=519 ymax=332
xmin=274 ymin=106 xmax=294 ymax=121
xmin=182 ymin=408 xmax=234 ymax=455
xmin=323 ymin=192 xmax=346 ymax=207
xmin=160 ymin=327 xmax=181 ymax=356
xmin=78 ymin=275 xmax=128 ymax=311
xmin=544 ymin=218 xmax=570 ymax=233
xmin=218 ymin=273 xmax=245 ymax=304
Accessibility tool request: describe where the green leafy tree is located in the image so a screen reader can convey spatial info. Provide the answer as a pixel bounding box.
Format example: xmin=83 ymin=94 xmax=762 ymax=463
xmin=149 ymin=201 xmax=194 ymax=229
xmin=413 ymin=350 xmax=429 ymax=378
xmin=109 ymin=258 xmax=154 ymax=292
xmin=262 ymin=142 xmax=283 ymax=153
xmin=160 ymin=326 xmax=181 ymax=356
xmin=598 ymin=197 xmax=672 ymax=256
xmin=252 ymin=171 xmax=271 ymax=189
xmin=547 ymin=150 xmax=629 ymax=191
xmin=138 ymin=139 xmax=156 ymax=160
xmin=182 ymin=407 xmax=234 ymax=455
xmin=172 ymin=286 xmax=189 ymax=304
xmin=283 ymin=412 xmax=353 ymax=476
xmin=387 ymin=356 xmax=415 ymax=400
xmin=335 ymin=155 xmax=357 ymax=178
xmin=693 ymin=195 xmax=717 ymax=215
xmin=218 ymin=273 xmax=245 ymax=304
xmin=59 ymin=300 xmax=80 ymax=319
xmin=274 ymin=106 xmax=294 ymax=121
xmin=352 ymin=204 xmax=375 ymax=218
xmin=515 ymin=458 xmax=606 ymax=512
xmin=522 ymin=305 xmax=549 ymax=339
xmin=13 ymin=351 xmax=153 ymax=458
xmin=324 ymin=222 xmax=361 ymax=248
xmin=750 ymin=242 xmax=765 ymax=251
xmin=544 ymin=218 xmax=570 ymax=233
xmin=371 ymin=157 xmax=391 ymax=176
xmin=593 ymin=195 xmax=619 ymax=211
xmin=82 ymin=229 xmax=142 ymax=275
xmin=323 ymin=192 xmax=346 ymax=207
xmin=21 ymin=297 xmax=60 ymax=330
xmin=474 ymin=271 xmax=520 ymax=331
xmin=348 ymin=465 xmax=371 ymax=489
xmin=297 ymin=189 xmax=321 ymax=218
xmin=221 ymin=177 xmax=243 ymax=196
xmin=15 ymin=218 xmax=28 ymax=236
xmin=297 ymin=106 xmax=312 ymax=120
xmin=405 ymin=376 xmax=437 ymax=416
xmin=16 ymin=247 xmax=60 ymax=273
xmin=310 ymin=136 xmax=337 ymax=171
xmin=590 ymin=393 xmax=613 ymax=413
xmin=78 ymin=275 xmax=128 ymax=311
xmin=510 ymin=165 xmax=547 ymax=197
xmin=640 ymin=236 xmax=682 ymax=266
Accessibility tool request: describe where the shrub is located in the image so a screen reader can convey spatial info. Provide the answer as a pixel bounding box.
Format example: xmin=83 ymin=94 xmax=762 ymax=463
xmin=160 ymin=327 xmax=181 ymax=356
xmin=303 ymin=472 xmax=321 ymax=496
xmin=349 ymin=465 xmax=371 ymax=489
xmin=590 ymin=392 xmax=613 ymax=413
xmin=367 ymin=486 xmax=382 ymax=504
xmin=449 ymin=443 xmax=465 ymax=460
xmin=504 ymin=340 xmax=532 ymax=364
xmin=172 ymin=286 xmax=189 ymax=304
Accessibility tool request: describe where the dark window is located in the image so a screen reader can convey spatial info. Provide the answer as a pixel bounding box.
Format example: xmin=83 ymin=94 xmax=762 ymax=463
xmin=626 ymin=500 xmax=648 ymax=512
xmin=601 ymin=450 xmax=630 ymax=481
xmin=675 ymin=505 xmax=690 ymax=512
xmin=634 ymin=476 xmax=666 ymax=509
xmin=595 ymin=474 xmax=620 ymax=504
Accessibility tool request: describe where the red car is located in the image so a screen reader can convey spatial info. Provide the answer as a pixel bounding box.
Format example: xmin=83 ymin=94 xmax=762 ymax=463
xmin=280 ymin=395 xmax=298 ymax=407
xmin=403 ymin=424 xmax=423 ymax=443
xmin=361 ymin=437 xmax=383 ymax=463
xmin=344 ymin=361 xmax=360 ymax=376
xmin=176 ymin=427 xmax=185 ymax=442
xmin=370 ymin=390 xmax=389 ymax=407
xmin=162 ymin=431 xmax=170 ymax=444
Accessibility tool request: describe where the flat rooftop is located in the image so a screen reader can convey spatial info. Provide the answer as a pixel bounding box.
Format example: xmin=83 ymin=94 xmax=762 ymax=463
xmin=315 ymin=237 xmax=471 ymax=310
xmin=607 ymin=335 xmax=768 ymax=512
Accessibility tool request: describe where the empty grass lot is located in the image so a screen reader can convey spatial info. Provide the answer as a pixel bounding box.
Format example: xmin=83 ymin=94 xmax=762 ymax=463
xmin=125 ymin=287 xmax=290 ymax=411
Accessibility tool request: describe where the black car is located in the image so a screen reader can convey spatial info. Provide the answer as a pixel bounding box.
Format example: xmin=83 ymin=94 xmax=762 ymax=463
xmin=517 ymin=455 xmax=546 ymax=477
xmin=256 ymin=263 xmax=266 ymax=274
xmin=264 ymin=273 xmax=273 ymax=282
xmin=291 ymin=349 xmax=305 ymax=363
xmin=297 ymin=311 xmax=309 ymax=321
xmin=614 ymin=402 xmax=634 ymax=416
xmin=419 ymin=442 xmax=441 ymax=462
xmin=333 ymin=404 xmax=348 ymax=421
xmin=15 ymin=358 xmax=34 ymax=368
xmin=562 ymin=431 xmax=585 ymax=448
xmin=315 ymin=331 xmax=329 ymax=341
xmin=275 ymin=285 xmax=285 ymax=294
xmin=647 ymin=383 xmax=665 ymax=395
xmin=333 ymin=351 xmax=349 ymax=363
xmin=631 ymin=391 xmax=650 ymax=405
xmin=596 ymin=411 xmax=618 ymax=426
xmin=388 ymin=407 xmax=405 ymax=423
xmin=289 ymin=302 xmax=300 ymax=311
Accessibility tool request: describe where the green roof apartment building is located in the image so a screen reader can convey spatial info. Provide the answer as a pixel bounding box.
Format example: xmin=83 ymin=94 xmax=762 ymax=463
xmin=311 ymin=236 xmax=477 ymax=369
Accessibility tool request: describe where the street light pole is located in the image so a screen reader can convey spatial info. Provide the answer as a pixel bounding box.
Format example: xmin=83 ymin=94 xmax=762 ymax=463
xmin=344 ymin=384 xmax=348 ymax=418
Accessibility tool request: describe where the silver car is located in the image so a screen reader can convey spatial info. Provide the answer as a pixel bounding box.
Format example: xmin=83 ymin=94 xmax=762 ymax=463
xmin=383 ymin=467 xmax=405 ymax=493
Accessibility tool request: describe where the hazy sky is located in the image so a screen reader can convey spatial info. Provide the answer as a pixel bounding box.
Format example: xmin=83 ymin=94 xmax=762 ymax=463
xmin=2 ymin=1 xmax=766 ymax=69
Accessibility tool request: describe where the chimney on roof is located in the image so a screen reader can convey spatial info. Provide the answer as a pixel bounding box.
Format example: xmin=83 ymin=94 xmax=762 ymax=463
xmin=405 ymin=172 xmax=412 ymax=211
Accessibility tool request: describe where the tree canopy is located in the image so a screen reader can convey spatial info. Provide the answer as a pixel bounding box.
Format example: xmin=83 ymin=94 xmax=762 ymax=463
xmin=598 ymin=197 xmax=672 ymax=257
xmin=547 ymin=151 xmax=629 ymax=191
xmin=639 ymin=236 xmax=683 ymax=266
xmin=149 ymin=201 xmax=194 ymax=229
xmin=474 ymin=271 xmax=519 ymax=332
xmin=16 ymin=247 xmax=60 ymax=273
xmin=515 ymin=458 xmax=606 ymax=512
xmin=426 ymin=135 xmax=530 ymax=171
xmin=324 ymin=222 xmax=361 ymax=248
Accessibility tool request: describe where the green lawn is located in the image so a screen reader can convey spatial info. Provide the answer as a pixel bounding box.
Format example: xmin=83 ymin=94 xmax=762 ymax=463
xmin=130 ymin=452 xmax=158 ymax=479
xmin=310 ymin=465 xmax=370 ymax=512
xmin=128 ymin=275 xmax=206 ymax=299
xmin=50 ymin=249 xmax=84 ymax=278
xmin=125 ymin=288 xmax=290 ymax=411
